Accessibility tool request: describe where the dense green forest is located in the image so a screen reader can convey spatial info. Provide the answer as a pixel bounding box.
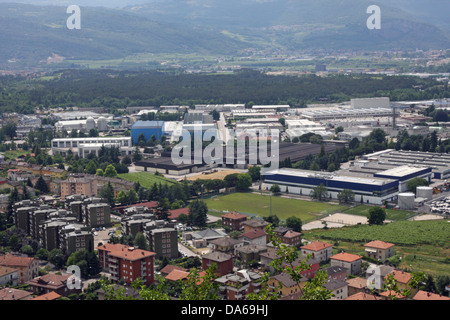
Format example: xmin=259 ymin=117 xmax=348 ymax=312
xmin=0 ymin=69 xmax=449 ymax=114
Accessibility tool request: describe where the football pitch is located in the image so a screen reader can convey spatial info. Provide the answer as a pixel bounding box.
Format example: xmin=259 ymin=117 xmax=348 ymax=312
xmin=204 ymin=192 xmax=345 ymax=222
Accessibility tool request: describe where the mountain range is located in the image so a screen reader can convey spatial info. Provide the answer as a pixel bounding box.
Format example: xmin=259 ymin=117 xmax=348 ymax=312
xmin=0 ymin=0 xmax=449 ymax=68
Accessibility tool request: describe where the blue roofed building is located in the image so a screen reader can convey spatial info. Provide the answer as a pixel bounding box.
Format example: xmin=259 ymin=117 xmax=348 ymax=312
xmin=262 ymin=164 xmax=433 ymax=205
xmin=131 ymin=121 xmax=165 ymax=145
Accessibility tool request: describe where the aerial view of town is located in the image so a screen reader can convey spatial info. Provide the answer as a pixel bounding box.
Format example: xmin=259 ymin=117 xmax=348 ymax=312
xmin=0 ymin=0 xmax=449 ymax=313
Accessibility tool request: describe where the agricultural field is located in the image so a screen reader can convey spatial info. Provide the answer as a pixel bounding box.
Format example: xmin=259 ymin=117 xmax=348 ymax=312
xmin=307 ymin=220 xmax=450 ymax=246
xmin=117 ymin=172 xmax=179 ymax=189
xmin=304 ymin=219 xmax=450 ymax=277
xmin=204 ymin=192 xmax=345 ymax=222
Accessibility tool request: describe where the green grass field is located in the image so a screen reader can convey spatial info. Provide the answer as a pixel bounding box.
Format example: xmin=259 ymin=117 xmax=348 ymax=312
xmin=204 ymin=192 xmax=345 ymax=222
xmin=341 ymin=205 xmax=416 ymax=221
xmin=304 ymin=220 xmax=450 ymax=277
xmin=117 ymin=172 xmax=179 ymax=189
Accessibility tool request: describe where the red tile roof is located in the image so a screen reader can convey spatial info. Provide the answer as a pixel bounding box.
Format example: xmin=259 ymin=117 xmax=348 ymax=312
xmin=27 ymin=273 xmax=71 ymax=290
xmin=282 ymin=230 xmax=301 ymax=238
xmin=364 ymin=240 xmax=395 ymax=250
xmin=238 ymin=229 xmax=266 ymax=240
xmin=0 ymin=288 xmax=33 ymax=300
xmin=387 ymin=270 xmax=411 ymax=284
xmin=413 ymin=290 xmax=450 ymax=301
xmin=160 ymin=264 xmax=187 ymax=275
xmin=168 ymin=207 xmax=190 ymax=219
xmin=0 ymin=253 xmax=36 ymax=268
xmin=331 ymin=252 xmax=362 ymax=262
xmin=222 ymin=211 xmax=248 ymax=220
xmin=165 ymin=269 xmax=190 ymax=281
xmin=31 ymin=291 xmax=61 ymax=300
xmin=301 ymin=241 xmax=333 ymax=251
xmin=98 ymin=243 xmax=156 ymax=261
xmin=345 ymin=292 xmax=380 ymax=300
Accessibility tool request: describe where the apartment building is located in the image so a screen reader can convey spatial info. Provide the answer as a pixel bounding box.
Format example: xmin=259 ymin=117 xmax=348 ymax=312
xmin=60 ymin=176 xmax=97 ymax=199
xmin=97 ymin=243 xmax=156 ymax=286
xmin=221 ymin=211 xmax=248 ymax=231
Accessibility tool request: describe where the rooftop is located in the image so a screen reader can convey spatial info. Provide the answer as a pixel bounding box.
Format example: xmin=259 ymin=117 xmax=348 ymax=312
xmin=301 ymin=241 xmax=333 ymax=251
xmin=331 ymin=252 xmax=363 ymax=262
xmin=364 ymin=240 xmax=395 ymax=250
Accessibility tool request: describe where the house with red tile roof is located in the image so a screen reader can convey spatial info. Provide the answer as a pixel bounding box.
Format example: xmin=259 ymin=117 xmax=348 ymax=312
xmin=31 ymin=291 xmax=62 ymax=300
xmin=238 ymin=229 xmax=267 ymax=246
xmin=0 ymin=253 xmax=39 ymax=284
xmin=364 ymin=240 xmax=395 ymax=261
xmin=26 ymin=273 xmax=80 ymax=297
xmin=383 ymin=269 xmax=418 ymax=297
xmin=159 ymin=264 xmax=188 ymax=276
xmin=345 ymin=292 xmax=380 ymax=300
xmin=0 ymin=288 xmax=33 ymax=300
xmin=221 ymin=211 xmax=248 ymax=231
xmin=202 ymin=252 xmax=233 ymax=277
xmin=301 ymin=241 xmax=333 ymax=262
xmin=97 ymin=243 xmax=156 ymax=286
xmin=413 ymin=290 xmax=450 ymax=301
xmin=330 ymin=252 xmax=363 ymax=276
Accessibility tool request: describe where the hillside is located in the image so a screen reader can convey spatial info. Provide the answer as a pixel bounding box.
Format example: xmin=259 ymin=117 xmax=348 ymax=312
xmin=0 ymin=1 xmax=449 ymax=69
xmin=125 ymin=0 xmax=450 ymax=51
xmin=0 ymin=3 xmax=246 ymax=66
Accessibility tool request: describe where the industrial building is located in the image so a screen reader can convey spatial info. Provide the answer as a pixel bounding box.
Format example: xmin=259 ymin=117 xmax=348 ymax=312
xmin=131 ymin=121 xmax=165 ymax=144
xmin=51 ymin=137 xmax=133 ymax=158
xmin=300 ymin=107 xmax=397 ymax=121
xmin=263 ymin=168 xmax=399 ymax=205
xmin=360 ymin=149 xmax=450 ymax=180
xmin=263 ymin=160 xmax=434 ymax=205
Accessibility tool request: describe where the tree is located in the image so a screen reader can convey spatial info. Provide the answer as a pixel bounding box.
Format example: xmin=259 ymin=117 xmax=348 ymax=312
xmin=35 ymin=176 xmax=49 ymax=193
xmin=236 ymin=173 xmax=252 ymax=191
xmin=188 ymin=200 xmax=208 ymax=227
xmin=104 ymin=164 xmax=118 ymax=178
xmin=269 ymin=184 xmax=281 ymax=194
xmin=383 ymin=273 xmax=410 ymax=300
xmin=98 ymin=182 xmax=115 ymax=207
xmin=95 ymin=168 xmax=104 ymax=176
xmin=155 ymin=198 xmax=171 ymax=220
xmin=48 ymin=248 xmax=66 ymax=269
xmin=179 ymin=266 xmax=220 ymax=300
xmin=132 ymin=146 xmax=142 ymax=162
xmin=248 ymin=166 xmax=261 ymax=181
xmin=137 ymin=133 xmax=147 ymax=146
xmin=368 ymin=206 xmax=386 ymax=225
xmin=337 ymin=189 xmax=355 ymax=204
xmin=286 ymin=216 xmax=302 ymax=232
xmin=133 ymin=232 xmax=149 ymax=250
xmin=66 ymin=249 xmax=100 ymax=278
xmin=85 ymin=160 xmax=98 ymax=175
xmin=406 ymin=177 xmax=429 ymax=194
xmin=116 ymin=190 xmax=128 ymax=205
xmin=310 ymin=184 xmax=328 ymax=202
xmin=127 ymin=189 xmax=138 ymax=205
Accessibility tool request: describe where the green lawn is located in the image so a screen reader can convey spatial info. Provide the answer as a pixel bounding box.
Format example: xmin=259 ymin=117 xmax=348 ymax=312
xmin=204 ymin=192 xmax=345 ymax=222
xmin=341 ymin=205 xmax=416 ymax=221
xmin=117 ymin=172 xmax=179 ymax=189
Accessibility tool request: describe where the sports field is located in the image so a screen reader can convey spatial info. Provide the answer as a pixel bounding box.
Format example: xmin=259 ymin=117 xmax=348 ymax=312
xmin=204 ymin=192 xmax=345 ymax=222
xmin=118 ymin=172 xmax=178 ymax=189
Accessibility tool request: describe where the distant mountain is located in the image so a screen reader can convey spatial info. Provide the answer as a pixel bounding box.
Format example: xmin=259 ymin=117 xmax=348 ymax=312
xmin=0 ymin=3 xmax=247 ymax=66
xmin=125 ymin=0 xmax=450 ymax=51
xmin=0 ymin=1 xmax=449 ymax=68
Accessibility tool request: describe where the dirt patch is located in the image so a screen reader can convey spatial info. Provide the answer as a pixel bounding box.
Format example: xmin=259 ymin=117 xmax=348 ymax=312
xmin=186 ymin=170 xmax=242 ymax=181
